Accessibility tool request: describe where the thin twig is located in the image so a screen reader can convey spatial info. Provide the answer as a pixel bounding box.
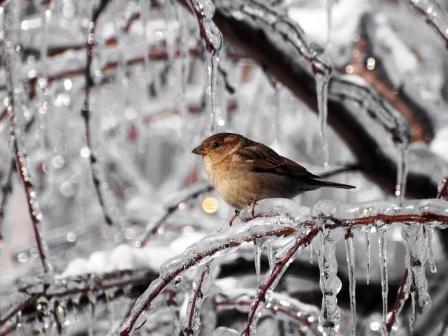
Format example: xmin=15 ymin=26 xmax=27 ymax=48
xmin=0 ymin=159 xmax=14 ymax=240
xmin=242 ymin=227 xmax=319 ymax=336
xmin=3 ymin=16 xmax=50 ymax=272
xmin=403 ymin=0 xmax=448 ymax=49
xmin=183 ymin=263 xmax=211 ymax=335
xmin=119 ymin=225 xmax=297 ymax=335
xmin=121 ymin=207 xmax=448 ymax=335
xmin=0 ymin=269 xmax=156 ymax=329
xmin=386 ymin=268 xmax=409 ymax=334
xmin=81 ymin=0 xmax=113 ymax=226
xmin=140 ymin=184 xmax=213 ymax=246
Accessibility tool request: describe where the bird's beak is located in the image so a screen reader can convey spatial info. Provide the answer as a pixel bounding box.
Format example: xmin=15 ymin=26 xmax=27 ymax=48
xmin=192 ymin=144 xmax=206 ymax=156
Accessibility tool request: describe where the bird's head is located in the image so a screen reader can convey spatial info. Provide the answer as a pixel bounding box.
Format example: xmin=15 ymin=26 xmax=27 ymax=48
xmin=192 ymin=132 xmax=246 ymax=163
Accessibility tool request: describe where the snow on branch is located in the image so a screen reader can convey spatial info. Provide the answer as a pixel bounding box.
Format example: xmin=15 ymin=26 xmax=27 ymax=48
xmin=119 ymin=198 xmax=448 ymax=335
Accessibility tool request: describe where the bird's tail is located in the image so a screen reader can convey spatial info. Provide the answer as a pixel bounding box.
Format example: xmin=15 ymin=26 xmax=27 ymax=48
xmin=311 ymin=179 xmax=356 ymax=189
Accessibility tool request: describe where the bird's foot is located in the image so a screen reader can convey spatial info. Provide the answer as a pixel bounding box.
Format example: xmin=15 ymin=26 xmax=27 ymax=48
xmin=250 ymin=200 xmax=257 ymax=218
xmin=229 ymin=209 xmax=240 ymax=226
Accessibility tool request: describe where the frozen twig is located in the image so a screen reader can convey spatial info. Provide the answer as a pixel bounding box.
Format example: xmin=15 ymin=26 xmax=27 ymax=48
xmin=120 ymin=224 xmax=297 ymax=335
xmin=81 ymin=0 xmax=113 ymax=226
xmin=402 ymin=0 xmax=448 ymax=49
xmin=386 ymin=268 xmax=409 ymax=335
xmin=205 ymin=0 xmax=446 ymax=197
xmin=0 ymin=269 xmax=157 ymax=331
xmin=120 ymin=202 xmax=448 ymax=335
xmin=139 ymin=183 xmax=213 ymax=246
xmin=182 ymin=262 xmax=211 ymax=335
xmin=215 ymin=291 xmax=322 ymax=335
xmin=0 ymin=159 xmax=14 ymax=240
xmin=242 ymin=226 xmax=319 ymax=336
xmin=3 ymin=4 xmax=50 ymax=272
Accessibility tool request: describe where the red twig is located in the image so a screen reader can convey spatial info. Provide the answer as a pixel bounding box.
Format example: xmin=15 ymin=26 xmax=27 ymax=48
xmin=216 ymin=296 xmax=320 ymax=335
xmin=0 ymin=270 xmax=154 ymax=329
xmin=242 ymin=227 xmax=319 ymax=336
xmin=183 ymin=263 xmax=211 ymax=335
xmin=405 ymin=0 xmax=448 ymax=49
xmin=185 ymin=0 xmax=222 ymax=54
xmin=3 ymin=33 xmax=50 ymax=272
xmin=139 ymin=185 xmax=213 ymax=247
xmin=120 ymin=208 xmax=448 ymax=335
xmin=81 ymin=0 xmax=113 ymax=226
xmin=119 ymin=225 xmax=297 ymax=335
xmin=386 ymin=268 xmax=409 ymax=334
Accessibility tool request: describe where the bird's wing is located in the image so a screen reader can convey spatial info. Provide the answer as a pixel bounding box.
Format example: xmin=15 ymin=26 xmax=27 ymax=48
xmin=236 ymin=140 xmax=319 ymax=178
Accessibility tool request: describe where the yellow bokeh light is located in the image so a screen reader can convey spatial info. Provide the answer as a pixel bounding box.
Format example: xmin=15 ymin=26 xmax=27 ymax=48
xmin=202 ymin=196 xmax=219 ymax=214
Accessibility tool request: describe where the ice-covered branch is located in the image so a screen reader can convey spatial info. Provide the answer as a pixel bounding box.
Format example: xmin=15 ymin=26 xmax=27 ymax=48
xmin=0 ymin=160 xmax=14 ymax=240
xmin=402 ymin=0 xmax=448 ymax=49
xmin=215 ymin=291 xmax=322 ymax=335
xmin=140 ymin=182 xmax=213 ymax=246
xmin=182 ymin=262 xmax=212 ymax=335
xmin=120 ymin=221 xmax=298 ymax=335
xmin=0 ymin=269 xmax=157 ymax=332
xmin=206 ymin=0 xmax=447 ymax=197
xmin=2 ymin=2 xmax=50 ymax=273
xmin=242 ymin=226 xmax=319 ymax=336
xmin=120 ymin=199 xmax=448 ymax=335
xmin=385 ymin=268 xmax=409 ymax=334
xmin=81 ymin=0 xmax=113 ymax=226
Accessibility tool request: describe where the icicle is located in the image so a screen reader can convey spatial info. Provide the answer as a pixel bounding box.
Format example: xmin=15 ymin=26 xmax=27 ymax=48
xmin=378 ymin=226 xmax=388 ymax=336
xmin=409 ymin=291 xmax=416 ymax=334
xmin=182 ymin=262 xmax=213 ymax=336
xmin=345 ymin=235 xmax=356 ymax=335
xmin=426 ymin=227 xmax=437 ymax=273
xmin=395 ymin=144 xmax=409 ymax=201
xmin=318 ymin=226 xmax=341 ymax=336
xmin=365 ymin=227 xmax=371 ymax=285
xmin=315 ymin=72 xmax=331 ymax=167
xmin=309 ymin=241 xmax=314 ymax=265
xmin=266 ymin=240 xmax=275 ymax=271
xmin=326 ymin=0 xmax=334 ymax=46
xmin=402 ymin=224 xmax=432 ymax=314
xmin=206 ymin=52 xmax=219 ymax=132
xmin=254 ymin=239 xmax=262 ymax=286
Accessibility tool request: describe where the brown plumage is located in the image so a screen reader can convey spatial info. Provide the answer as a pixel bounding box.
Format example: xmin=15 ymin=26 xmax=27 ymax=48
xmin=192 ymin=133 xmax=355 ymax=209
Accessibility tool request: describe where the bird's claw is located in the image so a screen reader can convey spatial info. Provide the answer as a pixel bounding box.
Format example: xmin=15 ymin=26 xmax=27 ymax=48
xmin=251 ymin=200 xmax=257 ymax=218
xmin=229 ymin=209 xmax=240 ymax=226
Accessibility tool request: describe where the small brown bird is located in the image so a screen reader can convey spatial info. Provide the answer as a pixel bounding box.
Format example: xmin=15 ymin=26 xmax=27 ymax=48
xmin=192 ymin=133 xmax=355 ymax=212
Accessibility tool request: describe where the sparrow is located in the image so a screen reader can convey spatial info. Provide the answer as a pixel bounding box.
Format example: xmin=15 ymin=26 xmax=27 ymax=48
xmin=192 ymin=132 xmax=355 ymax=213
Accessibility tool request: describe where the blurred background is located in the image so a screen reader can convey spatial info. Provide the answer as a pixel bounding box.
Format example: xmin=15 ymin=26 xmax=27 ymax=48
xmin=0 ymin=0 xmax=448 ymax=335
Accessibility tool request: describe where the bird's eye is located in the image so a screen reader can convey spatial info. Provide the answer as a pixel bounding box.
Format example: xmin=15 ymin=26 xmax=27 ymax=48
xmin=212 ymin=142 xmax=220 ymax=149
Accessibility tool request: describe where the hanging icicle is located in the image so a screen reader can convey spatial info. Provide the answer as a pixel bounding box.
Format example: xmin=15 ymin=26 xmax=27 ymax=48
xmin=345 ymin=232 xmax=357 ymax=335
xmin=378 ymin=225 xmax=389 ymax=336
